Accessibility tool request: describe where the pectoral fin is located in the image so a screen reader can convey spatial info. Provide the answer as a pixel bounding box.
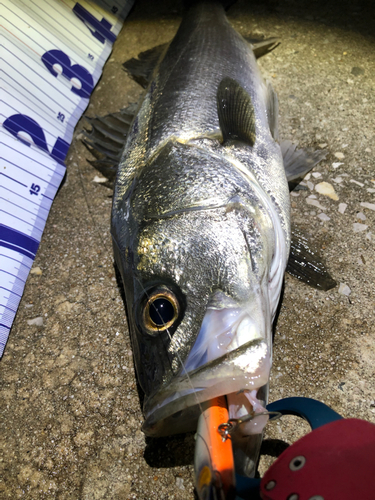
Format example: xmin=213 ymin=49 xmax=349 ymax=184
xmin=217 ymin=77 xmax=256 ymax=146
xmin=287 ymin=226 xmax=337 ymax=291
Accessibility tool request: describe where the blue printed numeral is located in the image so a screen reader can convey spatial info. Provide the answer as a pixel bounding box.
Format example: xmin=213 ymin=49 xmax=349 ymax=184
xmin=3 ymin=114 xmax=69 ymax=165
xmin=73 ymin=3 xmax=116 ymax=44
xmin=41 ymin=49 xmax=93 ymax=99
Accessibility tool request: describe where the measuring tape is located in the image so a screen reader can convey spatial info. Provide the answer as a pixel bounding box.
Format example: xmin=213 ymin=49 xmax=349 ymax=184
xmin=0 ymin=0 xmax=134 ymax=357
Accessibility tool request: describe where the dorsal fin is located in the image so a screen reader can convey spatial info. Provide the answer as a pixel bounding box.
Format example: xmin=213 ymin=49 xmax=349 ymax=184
xmin=123 ymin=43 xmax=168 ymax=88
xmin=217 ymin=77 xmax=256 ymax=146
xmin=82 ymin=103 xmax=137 ymax=186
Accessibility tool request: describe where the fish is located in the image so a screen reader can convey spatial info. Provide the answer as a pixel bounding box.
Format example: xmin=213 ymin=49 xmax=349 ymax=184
xmin=83 ymin=0 xmax=336 ymax=478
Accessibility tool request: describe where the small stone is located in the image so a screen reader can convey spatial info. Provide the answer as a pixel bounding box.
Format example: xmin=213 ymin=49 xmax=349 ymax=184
xmin=350 ymin=179 xmax=365 ymax=187
xmin=366 ymin=232 xmax=372 ymax=241
xmin=356 ymin=212 xmax=366 ymax=221
xmin=338 ymin=283 xmax=351 ymax=296
xmin=366 ymin=188 xmax=375 ymax=193
xmin=332 ymin=177 xmax=343 ymax=183
xmin=365 ymin=148 xmax=371 ymax=153
xmin=304 ymin=173 xmax=311 ymax=180
xmin=306 ymin=198 xmax=326 ymax=210
xmin=338 ymin=203 xmax=347 ymax=214
xmin=318 ymin=213 xmax=330 ymax=221
xmin=315 ymin=182 xmax=339 ymax=200
xmin=291 ymin=191 xmax=300 ymax=197
xmin=27 ymin=316 xmax=44 ymax=326
xmin=332 ymin=162 xmax=344 ymax=169
xmin=360 ymin=202 xmax=375 ymax=211
xmin=319 ymin=143 xmax=327 ymax=148
xmin=176 ymin=477 xmax=185 ymax=490
xmin=307 ymin=181 xmax=314 ymax=190
xmin=353 ymin=223 xmax=368 ymax=232
xmin=312 ymin=172 xmax=322 ymax=178
xmin=30 ymin=266 xmax=43 ymax=275
xmin=334 ymin=152 xmax=345 ymax=160
xmin=93 ymin=175 xmax=108 ymax=183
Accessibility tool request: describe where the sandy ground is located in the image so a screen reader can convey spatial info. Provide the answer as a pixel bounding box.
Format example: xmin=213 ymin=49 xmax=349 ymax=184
xmin=1 ymin=0 xmax=374 ymax=498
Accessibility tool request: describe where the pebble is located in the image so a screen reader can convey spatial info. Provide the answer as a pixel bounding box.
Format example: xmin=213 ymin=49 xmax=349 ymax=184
xmin=366 ymin=188 xmax=375 ymax=193
xmin=356 ymin=212 xmax=366 ymax=221
xmin=334 ymin=152 xmax=345 ymax=159
xmin=318 ymin=213 xmax=330 ymax=221
xmin=353 ymin=223 xmax=368 ymax=232
xmin=312 ymin=172 xmax=322 ymax=178
xmin=175 ymin=477 xmax=185 ymax=490
xmin=350 ymin=179 xmax=365 ymax=187
xmin=360 ymin=202 xmax=375 ymax=211
xmin=338 ymin=283 xmax=351 ymax=296
xmin=332 ymin=177 xmax=343 ymax=183
xmin=365 ymin=148 xmax=371 ymax=153
xmin=306 ymin=198 xmax=326 ymax=210
xmin=319 ymin=143 xmax=327 ymax=148
xmin=304 ymin=173 xmax=311 ymax=180
xmin=338 ymin=203 xmax=347 ymax=214
xmin=93 ymin=175 xmax=108 ymax=183
xmin=27 ymin=316 xmax=44 ymax=326
xmin=30 ymin=266 xmax=43 ymax=275
xmin=290 ymin=191 xmax=300 ymax=197
xmin=332 ymin=162 xmax=344 ymax=168
xmin=366 ymin=232 xmax=372 ymax=241
xmin=315 ymin=181 xmax=339 ymax=200
xmin=307 ymin=181 xmax=314 ymax=190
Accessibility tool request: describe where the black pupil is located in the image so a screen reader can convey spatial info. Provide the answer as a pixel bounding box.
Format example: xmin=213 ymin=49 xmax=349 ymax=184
xmin=149 ymin=298 xmax=175 ymax=326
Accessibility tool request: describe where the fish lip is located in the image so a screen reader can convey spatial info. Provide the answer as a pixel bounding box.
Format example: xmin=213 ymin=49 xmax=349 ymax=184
xmin=142 ymin=338 xmax=270 ymax=437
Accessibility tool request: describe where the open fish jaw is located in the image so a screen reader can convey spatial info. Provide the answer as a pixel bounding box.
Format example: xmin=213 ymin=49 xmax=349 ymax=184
xmin=142 ymin=338 xmax=270 ymax=436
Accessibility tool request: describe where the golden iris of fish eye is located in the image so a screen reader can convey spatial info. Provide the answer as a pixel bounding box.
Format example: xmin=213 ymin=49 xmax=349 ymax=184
xmin=143 ymin=291 xmax=179 ymax=334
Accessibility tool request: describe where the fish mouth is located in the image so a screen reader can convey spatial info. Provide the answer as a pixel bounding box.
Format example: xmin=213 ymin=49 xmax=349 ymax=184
xmin=142 ymin=338 xmax=270 ymax=437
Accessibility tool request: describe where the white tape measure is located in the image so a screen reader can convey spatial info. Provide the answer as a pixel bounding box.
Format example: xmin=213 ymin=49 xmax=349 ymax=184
xmin=0 ymin=0 xmax=134 ymax=356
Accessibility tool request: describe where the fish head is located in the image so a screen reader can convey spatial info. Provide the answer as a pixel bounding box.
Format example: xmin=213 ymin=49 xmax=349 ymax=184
xmin=112 ymin=140 xmax=285 ymax=436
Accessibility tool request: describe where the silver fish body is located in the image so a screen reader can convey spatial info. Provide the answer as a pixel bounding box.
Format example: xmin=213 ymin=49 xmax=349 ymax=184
xmin=111 ymin=1 xmax=290 ymax=437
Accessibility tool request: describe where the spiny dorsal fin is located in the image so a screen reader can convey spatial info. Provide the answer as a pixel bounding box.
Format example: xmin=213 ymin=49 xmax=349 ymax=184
xmin=287 ymin=226 xmax=337 ymax=291
xmin=281 ymin=140 xmax=328 ymax=190
xmin=82 ymin=103 xmax=137 ymax=185
xmin=123 ymin=43 xmax=168 ymax=88
xmin=217 ymin=77 xmax=256 ymax=146
xmin=243 ymin=36 xmax=280 ymax=58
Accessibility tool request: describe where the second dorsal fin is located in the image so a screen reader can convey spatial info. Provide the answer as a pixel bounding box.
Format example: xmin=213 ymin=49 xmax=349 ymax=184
xmin=217 ymin=77 xmax=256 ymax=146
xmin=123 ymin=43 xmax=168 ymax=88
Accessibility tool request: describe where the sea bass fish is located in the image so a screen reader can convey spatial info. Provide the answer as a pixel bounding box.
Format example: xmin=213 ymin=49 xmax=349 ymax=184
xmin=112 ymin=0 xmax=288 ymax=438
xmin=85 ymin=0 xmax=334 ymax=464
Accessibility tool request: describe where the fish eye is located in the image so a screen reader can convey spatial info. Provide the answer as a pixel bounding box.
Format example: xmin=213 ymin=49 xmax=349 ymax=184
xmin=143 ymin=289 xmax=180 ymax=334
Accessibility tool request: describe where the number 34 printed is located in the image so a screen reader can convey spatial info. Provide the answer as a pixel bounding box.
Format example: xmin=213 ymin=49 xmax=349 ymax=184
xmin=2 ymin=2 xmax=117 ymax=165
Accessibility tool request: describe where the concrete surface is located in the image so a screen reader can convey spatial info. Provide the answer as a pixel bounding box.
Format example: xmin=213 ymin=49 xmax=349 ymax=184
xmin=1 ymin=0 xmax=374 ymax=498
